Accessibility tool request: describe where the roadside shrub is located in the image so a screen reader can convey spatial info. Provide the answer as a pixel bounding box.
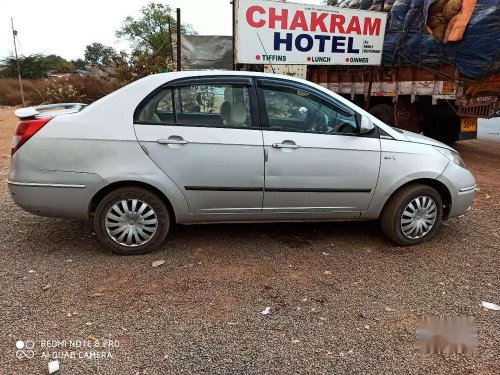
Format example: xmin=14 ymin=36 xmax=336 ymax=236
xmin=0 ymin=76 xmax=121 ymax=106
xmin=0 ymin=78 xmax=46 ymax=106
xmin=33 ymin=80 xmax=86 ymax=104
xmin=64 ymin=76 xmax=120 ymax=102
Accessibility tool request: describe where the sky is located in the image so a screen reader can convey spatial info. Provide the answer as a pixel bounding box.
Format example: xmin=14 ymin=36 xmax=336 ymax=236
xmin=0 ymin=0 xmax=323 ymax=61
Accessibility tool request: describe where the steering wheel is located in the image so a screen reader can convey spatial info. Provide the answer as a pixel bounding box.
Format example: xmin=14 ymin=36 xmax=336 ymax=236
xmin=309 ymin=114 xmax=329 ymax=133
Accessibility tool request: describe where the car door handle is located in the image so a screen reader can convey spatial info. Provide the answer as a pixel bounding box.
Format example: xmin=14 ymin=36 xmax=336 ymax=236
xmin=272 ymin=141 xmax=300 ymax=149
xmin=157 ymin=137 xmax=188 ymax=145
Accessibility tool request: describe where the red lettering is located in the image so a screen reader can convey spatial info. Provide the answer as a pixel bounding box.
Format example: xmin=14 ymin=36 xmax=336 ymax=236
xmin=363 ymin=17 xmax=381 ymax=36
xmin=246 ymin=6 xmax=266 ymax=28
xmin=346 ymin=16 xmax=361 ymax=34
xmin=310 ymin=12 xmax=328 ymax=32
xmin=289 ymin=10 xmax=308 ymax=31
xmin=269 ymin=7 xmax=288 ymax=29
xmin=330 ymin=14 xmax=346 ymax=33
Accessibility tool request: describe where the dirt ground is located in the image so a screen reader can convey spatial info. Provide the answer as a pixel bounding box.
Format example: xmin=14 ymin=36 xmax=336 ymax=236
xmin=0 ymin=107 xmax=498 ymax=374
xmin=0 ymin=107 xmax=16 ymax=174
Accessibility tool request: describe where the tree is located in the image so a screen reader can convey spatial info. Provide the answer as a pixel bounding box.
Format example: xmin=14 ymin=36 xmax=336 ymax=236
xmin=44 ymin=54 xmax=74 ymax=73
xmin=0 ymin=54 xmax=74 ymax=79
xmin=324 ymin=0 xmax=339 ymax=5
xmin=84 ymin=42 xmax=116 ymax=66
xmin=116 ymin=2 xmax=197 ymax=59
xmin=112 ymin=50 xmax=174 ymax=85
xmin=71 ymin=58 xmax=87 ymax=70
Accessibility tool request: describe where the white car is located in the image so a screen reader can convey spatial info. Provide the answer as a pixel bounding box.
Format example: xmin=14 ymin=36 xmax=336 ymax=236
xmin=8 ymin=71 xmax=476 ymax=254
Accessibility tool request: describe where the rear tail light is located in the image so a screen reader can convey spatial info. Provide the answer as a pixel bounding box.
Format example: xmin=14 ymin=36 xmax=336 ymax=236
xmin=11 ymin=116 xmax=53 ymax=155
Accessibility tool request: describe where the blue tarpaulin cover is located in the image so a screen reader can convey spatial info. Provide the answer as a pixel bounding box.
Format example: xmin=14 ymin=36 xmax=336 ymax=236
xmin=339 ymin=0 xmax=500 ymax=79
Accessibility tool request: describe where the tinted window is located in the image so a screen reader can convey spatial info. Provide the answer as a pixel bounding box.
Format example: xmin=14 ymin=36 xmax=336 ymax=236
xmin=262 ymin=86 xmax=357 ymax=134
xmin=177 ymin=84 xmax=251 ymax=127
xmin=137 ymin=89 xmax=174 ymax=124
xmin=136 ymin=83 xmax=252 ymax=128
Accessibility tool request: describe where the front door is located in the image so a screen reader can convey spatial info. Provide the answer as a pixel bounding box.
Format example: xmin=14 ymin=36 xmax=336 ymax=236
xmin=134 ymin=77 xmax=264 ymax=214
xmin=257 ymin=79 xmax=381 ymax=213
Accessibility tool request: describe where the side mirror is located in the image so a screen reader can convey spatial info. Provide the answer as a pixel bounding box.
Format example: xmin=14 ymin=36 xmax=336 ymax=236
xmin=360 ymin=115 xmax=375 ymax=133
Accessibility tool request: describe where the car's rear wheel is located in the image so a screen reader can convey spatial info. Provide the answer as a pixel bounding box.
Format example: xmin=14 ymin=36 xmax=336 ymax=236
xmin=380 ymin=184 xmax=443 ymax=246
xmin=94 ymin=187 xmax=170 ymax=255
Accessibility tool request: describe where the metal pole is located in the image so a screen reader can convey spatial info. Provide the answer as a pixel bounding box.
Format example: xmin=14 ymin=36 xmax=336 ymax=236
xmin=11 ymin=18 xmax=25 ymax=107
xmin=232 ymin=1 xmax=236 ymax=70
xmin=176 ymin=8 xmax=181 ymax=71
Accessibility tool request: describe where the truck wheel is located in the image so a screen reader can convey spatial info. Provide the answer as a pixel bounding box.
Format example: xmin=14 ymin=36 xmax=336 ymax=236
xmin=369 ymin=104 xmax=395 ymax=126
xmin=380 ymin=184 xmax=443 ymax=246
xmin=94 ymin=187 xmax=170 ymax=255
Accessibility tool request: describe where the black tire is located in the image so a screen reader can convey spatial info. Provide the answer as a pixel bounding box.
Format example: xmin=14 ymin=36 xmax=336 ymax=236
xmin=369 ymin=104 xmax=395 ymax=126
xmin=380 ymin=184 xmax=443 ymax=246
xmin=94 ymin=187 xmax=170 ymax=255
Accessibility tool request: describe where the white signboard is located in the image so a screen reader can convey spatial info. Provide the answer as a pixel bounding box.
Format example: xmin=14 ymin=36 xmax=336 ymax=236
xmin=235 ymin=0 xmax=387 ymax=65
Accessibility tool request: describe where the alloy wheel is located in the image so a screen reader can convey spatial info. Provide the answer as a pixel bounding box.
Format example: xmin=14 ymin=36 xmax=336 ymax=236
xmin=400 ymin=196 xmax=438 ymax=239
xmin=105 ymin=199 xmax=158 ymax=247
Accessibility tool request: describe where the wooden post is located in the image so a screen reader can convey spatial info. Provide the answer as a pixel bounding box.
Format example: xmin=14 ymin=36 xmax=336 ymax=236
xmin=364 ymin=67 xmax=375 ymax=110
xmin=176 ymin=8 xmax=181 ymax=71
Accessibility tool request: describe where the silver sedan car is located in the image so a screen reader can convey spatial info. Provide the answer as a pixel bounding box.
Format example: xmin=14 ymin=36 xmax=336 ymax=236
xmin=8 ymin=71 xmax=476 ymax=254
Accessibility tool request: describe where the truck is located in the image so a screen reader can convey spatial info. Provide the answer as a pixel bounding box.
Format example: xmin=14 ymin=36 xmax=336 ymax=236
xmin=308 ymin=64 xmax=498 ymax=144
xmin=234 ymin=0 xmax=500 ymax=144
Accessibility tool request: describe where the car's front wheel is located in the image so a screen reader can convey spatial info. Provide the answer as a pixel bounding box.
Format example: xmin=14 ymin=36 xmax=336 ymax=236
xmin=380 ymin=184 xmax=443 ymax=246
xmin=94 ymin=187 xmax=170 ymax=255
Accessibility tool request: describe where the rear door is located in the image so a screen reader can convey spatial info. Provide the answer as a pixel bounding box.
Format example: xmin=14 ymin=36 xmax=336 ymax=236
xmin=257 ymin=79 xmax=381 ymax=214
xmin=134 ymin=77 xmax=264 ymax=214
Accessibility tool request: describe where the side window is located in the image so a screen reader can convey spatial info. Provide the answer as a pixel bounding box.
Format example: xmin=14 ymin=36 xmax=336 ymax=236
xmin=137 ymin=89 xmax=173 ymax=123
xmin=136 ymin=83 xmax=253 ymax=128
xmin=262 ymin=86 xmax=358 ymax=134
xmin=176 ymin=84 xmax=252 ymax=127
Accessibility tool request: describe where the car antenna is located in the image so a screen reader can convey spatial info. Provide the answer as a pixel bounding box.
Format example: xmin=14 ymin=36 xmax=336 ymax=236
xmin=257 ymin=33 xmax=275 ymax=74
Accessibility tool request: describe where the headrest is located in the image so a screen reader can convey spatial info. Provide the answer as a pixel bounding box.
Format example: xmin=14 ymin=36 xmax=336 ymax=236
xmin=224 ymin=87 xmax=233 ymax=101
xmin=220 ymin=101 xmax=231 ymax=121
xmin=230 ymin=102 xmax=247 ymax=125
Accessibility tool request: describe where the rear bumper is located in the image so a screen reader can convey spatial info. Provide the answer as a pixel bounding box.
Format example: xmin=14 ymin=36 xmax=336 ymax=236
xmin=7 ymin=153 xmax=107 ymax=219
xmin=437 ymin=162 xmax=476 ymax=219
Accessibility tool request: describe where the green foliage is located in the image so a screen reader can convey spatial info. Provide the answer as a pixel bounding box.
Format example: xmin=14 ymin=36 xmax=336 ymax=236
xmin=324 ymin=0 xmax=339 ymax=5
xmin=84 ymin=43 xmax=116 ymax=66
xmin=45 ymin=54 xmax=74 ymax=73
xmin=0 ymin=54 xmax=74 ymax=79
xmin=112 ymin=50 xmax=174 ymax=85
xmin=116 ymin=2 xmax=197 ymax=59
xmin=112 ymin=2 xmax=198 ymax=84
xmin=71 ymin=58 xmax=87 ymax=71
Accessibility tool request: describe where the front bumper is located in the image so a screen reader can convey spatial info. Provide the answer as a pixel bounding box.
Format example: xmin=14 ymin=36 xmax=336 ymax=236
xmin=437 ymin=162 xmax=476 ymax=219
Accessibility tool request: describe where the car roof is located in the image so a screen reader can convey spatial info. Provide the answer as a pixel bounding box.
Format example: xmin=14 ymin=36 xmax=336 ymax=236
xmin=141 ymin=70 xmax=311 ymax=86
xmin=80 ymin=70 xmax=405 ymax=142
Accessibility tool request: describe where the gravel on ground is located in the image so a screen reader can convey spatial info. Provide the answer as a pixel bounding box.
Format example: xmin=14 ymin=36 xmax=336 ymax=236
xmin=0 ymin=108 xmax=498 ymax=374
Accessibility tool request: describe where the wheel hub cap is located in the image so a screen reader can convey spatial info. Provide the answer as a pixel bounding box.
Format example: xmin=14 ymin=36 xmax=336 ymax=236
xmin=401 ymin=196 xmax=437 ymax=239
xmin=105 ymin=199 xmax=158 ymax=247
